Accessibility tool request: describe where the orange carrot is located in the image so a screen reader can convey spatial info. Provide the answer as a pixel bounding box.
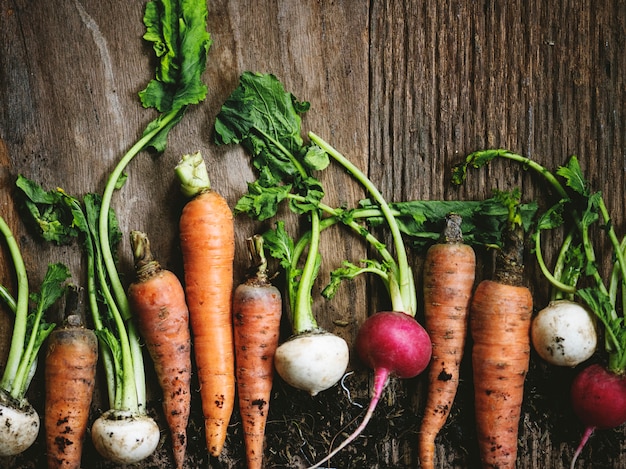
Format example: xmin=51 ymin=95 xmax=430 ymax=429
xmin=470 ymin=225 xmax=533 ymax=469
xmin=175 ymin=152 xmax=235 ymax=457
xmin=418 ymin=214 xmax=476 ymax=469
xmin=127 ymin=230 xmax=191 ymax=469
xmin=44 ymin=289 xmax=98 ymax=469
xmin=233 ymin=235 xmax=282 ymax=469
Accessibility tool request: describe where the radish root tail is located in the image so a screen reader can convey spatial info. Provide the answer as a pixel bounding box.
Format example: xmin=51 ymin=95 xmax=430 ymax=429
xmin=570 ymin=426 xmax=595 ymax=469
xmin=306 ymin=369 xmax=389 ymax=469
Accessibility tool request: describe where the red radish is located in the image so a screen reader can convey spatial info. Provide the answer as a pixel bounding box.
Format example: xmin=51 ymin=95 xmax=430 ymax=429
xmin=569 ymin=364 xmax=626 ymax=468
xmin=306 ymin=311 xmax=432 ymax=469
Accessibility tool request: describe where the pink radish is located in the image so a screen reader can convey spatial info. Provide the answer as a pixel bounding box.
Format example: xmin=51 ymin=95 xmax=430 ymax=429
xmin=306 ymin=311 xmax=432 ymax=469
xmin=569 ymin=363 xmax=626 ymax=468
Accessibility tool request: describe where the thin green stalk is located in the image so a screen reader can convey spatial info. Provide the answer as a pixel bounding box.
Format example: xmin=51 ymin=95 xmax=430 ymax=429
xmin=98 ymin=108 xmax=180 ymax=320
xmin=0 ymin=285 xmax=16 ymax=313
xmin=535 ymin=228 xmax=577 ymax=296
xmin=597 ymin=198 xmax=626 ymax=298
xmin=309 ymin=132 xmax=416 ymax=315
xmin=10 ymin=304 xmax=44 ymax=399
xmin=292 ymin=210 xmax=322 ymax=333
xmin=96 ymin=110 xmax=182 ymax=412
xmin=477 ymin=150 xmax=569 ymax=199
xmin=288 ymin=194 xmax=396 ymax=266
xmin=93 ymin=225 xmax=139 ymax=412
xmin=0 ymin=216 xmax=29 ymax=394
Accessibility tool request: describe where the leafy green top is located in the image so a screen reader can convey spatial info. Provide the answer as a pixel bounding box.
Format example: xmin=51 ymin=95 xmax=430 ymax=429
xmin=454 ymin=149 xmax=626 ymax=373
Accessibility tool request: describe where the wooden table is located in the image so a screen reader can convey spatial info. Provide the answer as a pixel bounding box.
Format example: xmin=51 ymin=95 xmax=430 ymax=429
xmin=1 ymin=1 xmax=625 ymax=467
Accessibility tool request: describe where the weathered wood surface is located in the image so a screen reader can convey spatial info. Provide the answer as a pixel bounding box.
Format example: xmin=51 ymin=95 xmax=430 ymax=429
xmin=1 ymin=0 xmax=625 ymax=467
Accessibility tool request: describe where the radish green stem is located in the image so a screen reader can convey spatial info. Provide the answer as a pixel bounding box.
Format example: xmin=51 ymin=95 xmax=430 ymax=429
xmin=534 ymin=228 xmax=576 ymax=295
xmin=549 ymin=231 xmax=577 ymax=301
xmin=309 ymin=132 xmax=416 ymax=315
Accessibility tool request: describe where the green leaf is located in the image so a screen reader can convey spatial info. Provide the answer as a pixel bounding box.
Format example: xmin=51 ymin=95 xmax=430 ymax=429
xmin=556 ymin=155 xmax=589 ymax=197
xmin=234 ymin=182 xmax=292 ymax=220
xmin=288 ymin=177 xmax=324 ymax=215
xmin=577 ymin=287 xmax=626 ymax=372
xmin=30 ymin=263 xmax=71 ymax=313
xmin=139 ymin=0 xmax=212 ymax=113
xmin=358 ymin=195 xmax=538 ymax=250
xmin=322 ymin=259 xmax=385 ymax=300
xmin=535 ymin=201 xmax=565 ymax=231
xmin=451 ymin=149 xmax=502 ymax=185
xmin=262 ymin=221 xmax=295 ymax=271
xmin=16 ymin=175 xmax=81 ymax=245
xmin=304 ymin=144 xmax=330 ymax=171
xmin=215 ymin=71 xmax=310 ymax=182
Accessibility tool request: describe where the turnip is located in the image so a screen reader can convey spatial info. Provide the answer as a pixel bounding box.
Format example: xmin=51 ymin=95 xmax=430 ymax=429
xmin=91 ymin=409 xmax=161 ymax=465
xmin=0 ymin=390 xmax=39 ymax=457
xmin=531 ymin=300 xmax=597 ymax=367
xmin=0 ymin=215 xmax=69 ymax=456
xmin=274 ymin=331 xmax=349 ymax=396
xmin=306 ymin=311 xmax=432 ymax=469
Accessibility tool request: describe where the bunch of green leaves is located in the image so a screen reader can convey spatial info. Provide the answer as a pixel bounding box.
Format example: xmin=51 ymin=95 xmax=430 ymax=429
xmin=358 ymin=194 xmax=537 ymax=250
xmin=216 ymin=72 xmax=537 ymax=322
xmin=216 ymin=72 xmax=333 ymax=332
xmin=454 ymin=149 xmax=626 ymax=373
xmin=16 ymin=174 xmax=138 ymax=411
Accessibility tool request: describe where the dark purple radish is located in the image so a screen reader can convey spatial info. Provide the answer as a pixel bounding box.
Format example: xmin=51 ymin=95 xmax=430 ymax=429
xmin=569 ymin=363 xmax=626 ymax=469
xmin=306 ymin=311 xmax=432 ymax=469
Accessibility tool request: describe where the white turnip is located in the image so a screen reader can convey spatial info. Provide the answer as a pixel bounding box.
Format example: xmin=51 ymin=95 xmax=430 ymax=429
xmin=274 ymin=330 xmax=349 ymax=396
xmin=91 ymin=409 xmax=161 ymax=465
xmin=531 ymin=300 xmax=597 ymax=367
xmin=0 ymin=390 xmax=39 ymax=457
xmin=569 ymin=364 xmax=626 ymax=468
xmin=0 ymin=216 xmax=69 ymax=457
xmin=306 ymin=311 xmax=432 ymax=468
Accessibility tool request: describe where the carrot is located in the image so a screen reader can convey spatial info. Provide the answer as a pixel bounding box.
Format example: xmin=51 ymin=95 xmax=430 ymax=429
xmin=44 ymin=288 xmax=98 ymax=469
xmin=418 ymin=214 xmax=476 ymax=469
xmin=127 ymin=230 xmax=192 ymax=469
xmin=175 ymin=152 xmax=235 ymax=457
xmin=470 ymin=224 xmax=533 ymax=469
xmin=233 ymin=235 xmax=282 ymax=469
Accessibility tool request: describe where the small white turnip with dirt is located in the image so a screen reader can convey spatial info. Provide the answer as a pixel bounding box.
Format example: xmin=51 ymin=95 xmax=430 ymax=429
xmin=0 ymin=216 xmax=69 ymax=456
xmin=531 ymin=300 xmax=597 ymax=367
xmin=274 ymin=330 xmax=349 ymax=396
xmin=0 ymin=390 xmax=39 ymax=457
xmin=91 ymin=409 xmax=161 ymax=465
